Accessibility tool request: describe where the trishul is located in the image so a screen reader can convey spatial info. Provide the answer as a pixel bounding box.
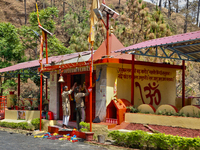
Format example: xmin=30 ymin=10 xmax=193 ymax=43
xmin=36 ymin=3 xmax=53 ymax=70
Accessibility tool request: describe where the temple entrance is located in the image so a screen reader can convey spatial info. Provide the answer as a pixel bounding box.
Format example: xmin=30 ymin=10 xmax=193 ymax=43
xmin=70 ymin=74 xmax=85 ymax=121
xmin=58 ymin=71 xmax=96 ymax=122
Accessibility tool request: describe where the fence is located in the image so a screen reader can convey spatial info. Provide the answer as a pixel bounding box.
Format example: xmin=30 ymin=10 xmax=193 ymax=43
xmin=0 ymin=96 xmax=7 ymax=119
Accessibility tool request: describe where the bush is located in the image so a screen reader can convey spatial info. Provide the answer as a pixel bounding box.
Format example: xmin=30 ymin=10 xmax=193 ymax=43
xmin=79 ymin=121 xmax=89 ymax=132
xmin=18 ymin=122 xmax=28 ymax=130
xmin=0 ymin=121 xmax=29 ymax=130
xmin=127 ymin=106 xmax=139 ymax=113
xmin=108 ymin=130 xmax=200 ymax=149
xmin=31 ymin=118 xmax=43 ymax=130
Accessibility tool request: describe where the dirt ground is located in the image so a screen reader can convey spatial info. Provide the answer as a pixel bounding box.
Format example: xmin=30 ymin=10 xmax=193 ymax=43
xmin=110 ymin=122 xmax=200 ymax=138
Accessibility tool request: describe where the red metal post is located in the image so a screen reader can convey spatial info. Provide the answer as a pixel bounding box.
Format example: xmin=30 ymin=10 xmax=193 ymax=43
xmin=106 ymin=13 xmax=109 ymax=56
xmin=89 ymin=43 xmax=93 ymax=132
xmin=131 ymin=55 xmax=135 ymax=105
xmin=40 ymin=72 xmax=43 ymax=131
xmin=18 ymin=74 xmax=20 ymax=105
xmin=182 ymin=60 xmax=185 ymax=107
xmin=46 ymin=78 xmax=48 ymax=100
xmin=4 ymin=96 xmax=6 ymax=118
xmin=45 ymin=32 xmax=48 ymax=64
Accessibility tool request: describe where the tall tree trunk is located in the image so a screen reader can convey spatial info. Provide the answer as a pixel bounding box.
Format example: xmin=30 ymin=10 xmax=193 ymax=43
xmin=119 ymin=0 xmax=120 ymax=5
xmin=168 ymin=0 xmax=171 ymax=18
xmin=43 ymin=2 xmax=45 ymax=9
xmin=63 ymin=2 xmax=65 ymax=21
xmin=197 ymin=0 xmax=200 ymax=26
xmin=159 ymin=0 xmax=162 ymax=10
xmin=176 ymin=0 xmax=179 ymax=13
xmin=184 ymin=0 xmax=189 ymax=33
xmin=164 ymin=0 xmax=167 ymax=8
xmin=24 ymin=0 xmax=26 ymax=25
xmin=35 ymin=0 xmax=37 ymax=12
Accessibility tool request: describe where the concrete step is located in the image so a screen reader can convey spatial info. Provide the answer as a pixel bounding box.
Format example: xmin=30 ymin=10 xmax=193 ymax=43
xmin=0 ymin=119 xmax=27 ymax=123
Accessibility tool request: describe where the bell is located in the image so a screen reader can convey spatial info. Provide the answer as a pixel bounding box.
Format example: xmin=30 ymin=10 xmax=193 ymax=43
xmin=58 ymin=75 xmax=65 ymax=83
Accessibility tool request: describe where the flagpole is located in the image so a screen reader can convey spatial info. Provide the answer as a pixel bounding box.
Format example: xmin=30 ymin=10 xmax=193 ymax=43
xmin=89 ymin=42 xmax=93 ymax=132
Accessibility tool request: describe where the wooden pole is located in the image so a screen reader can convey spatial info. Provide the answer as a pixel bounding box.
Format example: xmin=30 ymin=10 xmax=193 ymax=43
xmin=182 ymin=60 xmax=185 ymax=107
xmin=131 ymin=55 xmax=135 ymax=105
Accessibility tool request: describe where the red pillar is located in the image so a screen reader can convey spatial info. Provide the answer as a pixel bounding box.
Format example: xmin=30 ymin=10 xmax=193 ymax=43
xmin=131 ymin=55 xmax=135 ymax=105
xmin=182 ymin=60 xmax=185 ymax=107
xmin=46 ymin=78 xmax=48 ymax=100
xmin=45 ymin=33 xmax=48 ymax=64
xmin=40 ymin=72 xmax=43 ymax=131
xmin=18 ymin=74 xmax=20 ymax=104
xmin=89 ymin=45 xmax=93 ymax=132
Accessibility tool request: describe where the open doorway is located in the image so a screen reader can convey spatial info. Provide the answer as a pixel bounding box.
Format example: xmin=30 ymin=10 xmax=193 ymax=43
xmin=70 ymin=74 xmax=85 ymax=121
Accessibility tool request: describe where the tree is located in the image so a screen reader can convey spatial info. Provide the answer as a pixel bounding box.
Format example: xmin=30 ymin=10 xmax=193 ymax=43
xmin=198 ymin=0 xmax=200 ymax=26
xmin=108 ymin=0 xmax=172 ymax=47
xmin=0 ymin=22 xmax=24 ymax=67
xmin=184 ymin=0 xmax=189 ymax=33
xmin=168 ymin=0 xmax=172 ymax=18
xmin=18 ymin=6 xmax=73 ymax=59
xmin=0 ymin=22 xmax=25 ymax=96
xmin=62 ymin=0 xmax=92 ymax=51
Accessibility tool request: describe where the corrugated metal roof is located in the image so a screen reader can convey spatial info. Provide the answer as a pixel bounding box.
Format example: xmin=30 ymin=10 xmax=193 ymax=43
xmin=0 ymin=51 xmax=92 ymax=73
xmin=114 ymin=30 xmax=200 ymax=61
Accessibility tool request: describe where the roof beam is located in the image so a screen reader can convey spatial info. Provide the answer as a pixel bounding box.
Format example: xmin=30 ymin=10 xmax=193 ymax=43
xmin=160 ymin=47 xmax=168 ymax=58
xmin=172 ymin=42 xmax=200 ymax=49
xmin=167 ymin=47 xmax=196 ymax=61
xmin=185 ymin=51 xmax=200 ymax=55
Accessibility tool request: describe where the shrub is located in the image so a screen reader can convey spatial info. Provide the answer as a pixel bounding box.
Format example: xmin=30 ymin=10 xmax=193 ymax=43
xmin=0 ymin=121 xmax=28 ymax=130
xmin=31 ymin=118 xmax=43 ymax=130
xmin=127 ymin=106 xmax=139 ymax=113
xmin=108 ymin=130 xmax=200 ymax=149
xmin=18 ymin=122 xmax=28 ymax=130
xmin=79 ymin=121 xmax=90 ymax=132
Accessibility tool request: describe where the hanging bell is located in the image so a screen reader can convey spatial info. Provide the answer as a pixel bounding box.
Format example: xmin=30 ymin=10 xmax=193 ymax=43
xmin=58 ymin=75 xmax=65 ymax=83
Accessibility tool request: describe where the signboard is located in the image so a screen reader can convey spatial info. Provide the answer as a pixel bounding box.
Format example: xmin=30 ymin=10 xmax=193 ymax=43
xmin=63 ymin=66 xmax=90 ymax=73
xmin=17 ymin=111 xmax=26 ymax=120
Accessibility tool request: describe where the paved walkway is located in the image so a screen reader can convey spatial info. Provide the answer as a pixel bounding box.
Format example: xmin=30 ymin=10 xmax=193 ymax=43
xmin=0 ymin=130 xmax=107 ymax=150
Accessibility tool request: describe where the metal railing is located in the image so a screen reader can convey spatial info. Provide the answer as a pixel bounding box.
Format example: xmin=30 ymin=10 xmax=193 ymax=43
xmin=0 ymin=96 xmax=7 ymax=119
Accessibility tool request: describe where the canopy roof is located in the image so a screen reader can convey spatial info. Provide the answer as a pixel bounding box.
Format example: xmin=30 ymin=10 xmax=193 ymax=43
xmin=0 ymin=51 xmax=92 ymax=74
xmin=114 ymin=30 xmax=200 ymax=62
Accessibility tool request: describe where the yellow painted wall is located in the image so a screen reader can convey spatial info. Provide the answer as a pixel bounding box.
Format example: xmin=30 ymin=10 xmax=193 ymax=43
xmin=106 ymin=63 xmax=177 ymax=109
xmin=107 ymin=63 xmax=131 ymax=106
xmin=134 ymin=65 xmax=176 ymax=109
xmin=125 ymin=113 xmax=200 ymax=129
xmin=5 ymin=110 xmax=41 ymax=121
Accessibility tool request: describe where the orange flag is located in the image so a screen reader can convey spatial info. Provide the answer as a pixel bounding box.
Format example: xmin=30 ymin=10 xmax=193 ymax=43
xmin=88 ymin=0 xmax=99 ymax=44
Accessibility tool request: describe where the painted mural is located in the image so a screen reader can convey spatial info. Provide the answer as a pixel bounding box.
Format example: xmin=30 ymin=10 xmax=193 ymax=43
xmin=116 ymin=65 xmax=177 ymax=109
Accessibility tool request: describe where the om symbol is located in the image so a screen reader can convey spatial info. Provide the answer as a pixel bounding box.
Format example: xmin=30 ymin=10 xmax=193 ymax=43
xmin=135 ymin=82 xmax=161 ymax=105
